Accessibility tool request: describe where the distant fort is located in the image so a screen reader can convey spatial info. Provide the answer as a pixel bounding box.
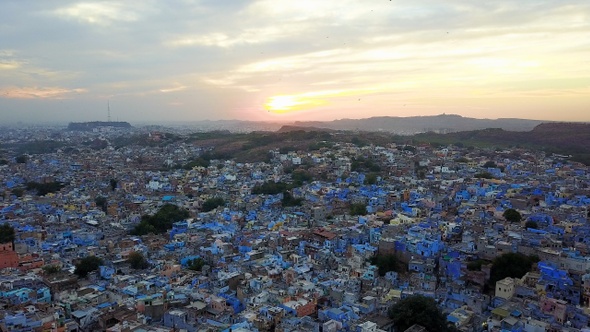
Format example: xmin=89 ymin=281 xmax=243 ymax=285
xmin=67 ymin=121 xmax=132 ymax=131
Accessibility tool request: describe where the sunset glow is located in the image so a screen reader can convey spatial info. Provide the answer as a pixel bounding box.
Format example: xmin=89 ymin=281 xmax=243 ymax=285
xmin=264 ymin=95 xmax=321 ymax=114
xmin=1 ymin=1 xmax=589 ymax=123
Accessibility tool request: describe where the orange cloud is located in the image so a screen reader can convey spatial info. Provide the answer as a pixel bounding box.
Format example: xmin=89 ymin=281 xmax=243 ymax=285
xmin=0 ymin=86 xmax=86 ymax=99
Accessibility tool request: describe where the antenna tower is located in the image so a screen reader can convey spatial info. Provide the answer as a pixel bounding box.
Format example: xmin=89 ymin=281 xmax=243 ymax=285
xmin=108 ymin=101 xmax=111 ymax=122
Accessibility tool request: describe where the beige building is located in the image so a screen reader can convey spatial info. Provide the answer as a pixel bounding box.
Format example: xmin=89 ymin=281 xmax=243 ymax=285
xmin=495 ymin=277 xmax=515 ymax=300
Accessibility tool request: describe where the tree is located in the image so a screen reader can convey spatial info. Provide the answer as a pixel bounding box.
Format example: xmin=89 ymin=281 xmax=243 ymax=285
xmin=202 ymin=197 xmax=225 ymax=212
xmin=109 ymin=178 xmax=118 ymax=191
xmin=95 ymin=196 xmax=108 ymax=212
xmin=187 ymin=258 xmax=206 ymax=271
xmin=130 ymin=219 xmax=157 ymax=236
xmin=11 ymin=188 xmax=24 ymax=197
xmin=131 ymin=204 xmax=189 ymax=235
xmin=466 ymin=259 xmax=489 ymax=271
xmin=26 ymin=181 xmax=66 ymax=196
xmin=488 ymin=253 xmax=539 ymax=287
xmin=128 ymin=252 xmax=150 ymax=269
xmin=182 ymin=157 xmax=210 ymax=170
xmin=474 ymin=172 xmax=494 ymax=179
xmin=388 ymin=295 xmax=455 ymax=332
xmin=503 ymin=208 xmax=522 ymax=223
xmin=370 ymin=253 xmax=402 ymax=276
xmin=42 ymin=265 xmax=61 ymax=275
xmin=403 ymin=145 xmax=416 ymax=153
xmin=74 ymin=256 xmax=103 ymax=278
xmin=351 ymin=203 xmax=368 ymax=215
xmin=281 ymin=191 xmax=303 ymax=207
xmin=15 ymin=155 xmax=27 ymax=164
xmin=365 ymin=173 xmax=378 ymax=185
xmin=291 ymin=170 xmax=313 ymax=185
xmin=483 ymin=161 xmax=497 ymax=168
xmin=0 ymin=224 xmax=15 ymax=244
xmin=252 ymin=181 xmax=289 ymax=195
xmin=351 ymin=137 xmax=368 ymax=147
xmin=349 ymin=203 xmax=367 ymax=216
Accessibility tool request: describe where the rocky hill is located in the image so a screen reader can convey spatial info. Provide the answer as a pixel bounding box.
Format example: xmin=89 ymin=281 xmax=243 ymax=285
xmin=414 ymin=122 xmax=590 ymax=164
xmin=293 ymin=114 xmax=545 ymax=134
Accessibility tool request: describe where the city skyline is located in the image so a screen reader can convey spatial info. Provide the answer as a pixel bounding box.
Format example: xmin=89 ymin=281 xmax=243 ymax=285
xmin=1 ymin=0 xmax=589 ymax=123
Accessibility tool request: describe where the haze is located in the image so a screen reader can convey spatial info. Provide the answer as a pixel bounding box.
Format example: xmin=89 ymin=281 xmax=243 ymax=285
xmin=1 ymin=0 xmax=589 ymax=124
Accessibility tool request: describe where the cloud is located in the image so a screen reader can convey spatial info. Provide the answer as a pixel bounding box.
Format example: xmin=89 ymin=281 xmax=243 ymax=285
xmin=166 ymin=25 xmax=305 ymax=48
xmin=1 ymin=0 xmax=589 ymax=122
xmin=51 ymin=2 xmax=142 ymax=26
xmin=159 ymin=85 xmax=188 ymax=93
xmin=0 ymin=50 xmax=24 ymax=70
xmin=0 ymin=60 xmax=21 ymax=70
xmin=0 ymin=86 xmax=86 ymax=99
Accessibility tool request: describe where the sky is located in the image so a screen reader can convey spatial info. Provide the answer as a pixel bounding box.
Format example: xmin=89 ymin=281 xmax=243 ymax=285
xmin=1 ymin=0 xmax=589 ymax=124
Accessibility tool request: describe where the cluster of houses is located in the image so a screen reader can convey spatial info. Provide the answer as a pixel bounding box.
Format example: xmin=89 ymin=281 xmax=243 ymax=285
xmin=0 ymin=126 xmax=589 ymax=332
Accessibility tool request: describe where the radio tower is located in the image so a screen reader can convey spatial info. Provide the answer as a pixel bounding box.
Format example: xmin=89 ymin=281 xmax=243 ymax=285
xmin=108 ymin=100 xmax=111 ymax=122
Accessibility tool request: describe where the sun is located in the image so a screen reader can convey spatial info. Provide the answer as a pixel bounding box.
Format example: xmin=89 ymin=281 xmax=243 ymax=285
xmin=265 ymin=96 xmax=299 ymax=113
xmin=264 ymin=94 xmax=327 ymax=114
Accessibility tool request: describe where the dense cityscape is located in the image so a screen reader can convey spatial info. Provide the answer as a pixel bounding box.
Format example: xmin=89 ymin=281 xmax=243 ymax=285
xmin=3 ymin=0 xmax=590 ymax=330
xmin=0 ymin=122 xmax=589 ymax=332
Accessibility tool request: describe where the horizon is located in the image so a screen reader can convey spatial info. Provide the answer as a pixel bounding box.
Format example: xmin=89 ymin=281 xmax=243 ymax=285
xmin=4 ymin=113 xmax=590 ymax=128
xmin=1 ymin=1 xmax=589 ymax=123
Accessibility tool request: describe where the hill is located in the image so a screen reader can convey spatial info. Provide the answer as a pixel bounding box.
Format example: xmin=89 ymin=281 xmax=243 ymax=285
xmin=413 ymin=123 xmax=590 ymax=165
xmin=166 ymin=122 xmax=590 ymax=165
xmin=294 ymin=114 xmax=544 ymax=134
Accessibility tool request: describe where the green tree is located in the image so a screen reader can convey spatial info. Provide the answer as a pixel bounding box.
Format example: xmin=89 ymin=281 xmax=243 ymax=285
xmin=130 ymin=219 xmax=157 ymax=235
xmin=370 ymin=253 xmax=401 ymax=276
xmin=42 ymin=265 xmax=61 ymax=275
xmin=291 ymin=170 xmax=313 ymax=185
xmin=131 ymin=204 xmax=189 ymax=235
xmin=128 ymin=252 xmax=150 ymax=269
xmin=483 ymin=161 xmax=497 ymax=168
xmin=365 ymin=173 xmax=378 ymax=185
xmin=26 ymin=181 xmax=66 ymax=196
xmin=182 ymin=157 xmax=210 ymax=170
xmin=466 ymin=259 xmax=489 ymax=271
xmin=281 ymin=191 xmax=303 ymax=207
xmin=349 ymin=203 xmax=367 ymax=216
xmin=74 ymin=256 xmax=103 ymax=278
xmin=503 ymin=208 xmax=522 ymax=223
xmin=388 ymin=295 xmax=455 ymax=332
xmin=11 ymin=188 xmax=24 ymax=197
xmin=402 ymin=145 xmax=416 ymax=153
xmin=95 ymin=196 xmax=108 ymax=212
xmin=252 ymin=181 xmax=289 ymax=195
xmin=489 ymin=253 xmax=539 ymax=287
xmin=474 ymin=172 xmax=494 ymax=179
xmin=202 ymin=197 xmax=225 ymax=212
xmin=0 ymin=224 xmax=15 ymax=244
xmin=187 ymin=258 xmax=206 ymax=271
xmin=109 ymin=178 xmax=118 ymax=191
xmin=350 ymin=137 xmax=367 ymax=147
xmin=279 ymin=146 xmax=296 ymax=154
xmin=15 ymin=155 xmax=27 ymax=164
